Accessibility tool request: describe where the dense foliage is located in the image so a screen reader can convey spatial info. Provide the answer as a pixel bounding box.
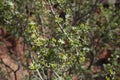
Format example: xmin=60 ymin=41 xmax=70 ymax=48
xmin=0 ymin=0 xmax=120 ymax=80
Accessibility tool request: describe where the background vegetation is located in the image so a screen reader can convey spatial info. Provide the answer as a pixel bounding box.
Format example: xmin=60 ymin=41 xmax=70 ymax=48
xmin=0 ymin=0 xmax=120 ymax=80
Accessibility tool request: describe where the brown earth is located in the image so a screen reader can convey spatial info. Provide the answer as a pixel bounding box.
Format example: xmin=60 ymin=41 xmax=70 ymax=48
xmin=0 ymin=28 xmax=30 ymax=80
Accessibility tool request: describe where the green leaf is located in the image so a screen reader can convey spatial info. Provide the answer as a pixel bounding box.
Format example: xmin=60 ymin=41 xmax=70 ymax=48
xmin=58 ymin=39 xmax=65 ymax=44
xmin=29 ymin=64 xmax=36 ymax=70
xmin=59 ymin=53 xmax=67 ymax=60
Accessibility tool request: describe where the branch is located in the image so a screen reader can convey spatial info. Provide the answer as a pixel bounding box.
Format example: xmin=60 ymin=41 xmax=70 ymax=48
xmin=72 ymin=0 xmax=99 ymax=25
xmin=46 ymin=0 xmax=71 ymax=40
xmin=30 ymin=51 xmax=44 ymax=80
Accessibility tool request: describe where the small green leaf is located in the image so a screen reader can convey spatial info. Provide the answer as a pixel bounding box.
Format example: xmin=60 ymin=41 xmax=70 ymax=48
xmin=52 ymin=38 xmax=56 ymax=42
xmin=35 ymin=41 xmax=43 ymax=46
xmin=58 ymin=39 xmax=65 ymax=44
xmin=60 ymin=53 xmax=67 ymax=60
xmin=31 ymin=33 xmax=36 ymax=38
xmin=29 ymin=64 xmax=36 ymax=70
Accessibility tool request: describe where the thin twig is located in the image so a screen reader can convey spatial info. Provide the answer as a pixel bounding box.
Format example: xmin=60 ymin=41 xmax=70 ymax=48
xmin=73 ymin=0 xmax=99 ymax=25
xmin=30 ymin=50 xmax=44 ymax=80
xmin=46 ymin=0 xmax=71 ymax=40
xmin=53 ymin=70 xmax=60 ymax=78
xmin=38 ymin=11 xmax=46 ymax=38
